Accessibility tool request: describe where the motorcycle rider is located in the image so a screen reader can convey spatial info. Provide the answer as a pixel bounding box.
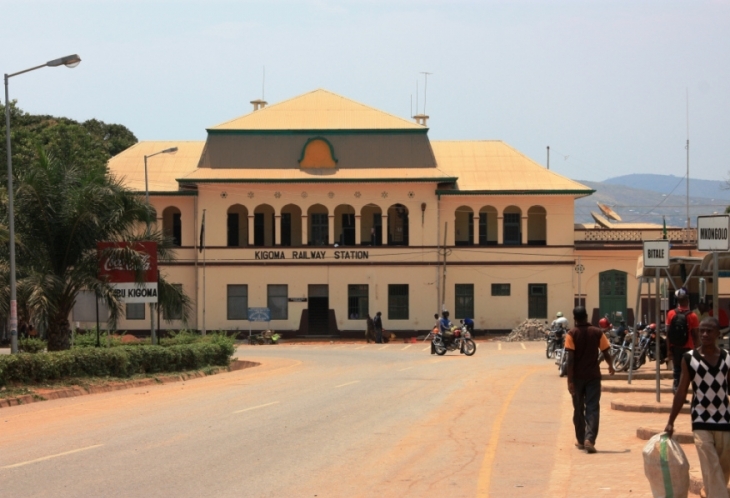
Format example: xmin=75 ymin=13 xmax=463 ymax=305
xmin=438 ymin=311 xmax=453 ymax=349
xmin=551 ymin=311 xmax=569 ymax=346
xmin=430 ymin=313 xmax=439 ymax=354
xmin=462 ymin=317 xmax=475 ymax=334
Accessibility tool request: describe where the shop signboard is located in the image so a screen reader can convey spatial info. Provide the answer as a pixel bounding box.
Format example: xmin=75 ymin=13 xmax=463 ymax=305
xmin=98 ymin=241 xmax=158 ymax=303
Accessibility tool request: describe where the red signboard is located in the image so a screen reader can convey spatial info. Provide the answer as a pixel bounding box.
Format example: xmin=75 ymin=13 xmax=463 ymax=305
xmin=98 ymin=242 xmax=159 ymax=304
xmin=98 ymin=241 xmax=158 ymax=283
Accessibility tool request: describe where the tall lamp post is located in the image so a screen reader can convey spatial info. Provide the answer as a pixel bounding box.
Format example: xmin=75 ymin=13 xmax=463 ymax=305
xmin=5 ymin=54 xmax=81 ymax=354
xmin=143 ymin=147 xmax=177 ymax=345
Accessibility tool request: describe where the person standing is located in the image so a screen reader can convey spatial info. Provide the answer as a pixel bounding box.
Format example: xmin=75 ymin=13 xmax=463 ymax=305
xmin=373 ymin=311 xmax=383 ymax=344
xmin=365 ymin=314 xmax=375 ymax=343
xmin=666 ymin=317 xmax=730 ymax=497
xmin=565 ymin=306 xmax=615 ymax=454
xmin=667 ymin=288 xmax=700 ymax=394
xmin=431 ymin=313 xmax=439 ymax=354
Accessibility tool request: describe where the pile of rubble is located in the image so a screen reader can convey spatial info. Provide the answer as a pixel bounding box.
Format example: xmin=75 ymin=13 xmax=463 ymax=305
xmin=506 ymin=319 xmax=551 ymax=342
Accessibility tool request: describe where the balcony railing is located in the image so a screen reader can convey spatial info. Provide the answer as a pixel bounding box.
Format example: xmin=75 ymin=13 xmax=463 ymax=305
xmin=575 ymin=228 xmax=697 ymax=244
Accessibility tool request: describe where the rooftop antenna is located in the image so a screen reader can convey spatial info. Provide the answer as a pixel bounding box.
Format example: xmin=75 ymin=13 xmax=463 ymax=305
xmin=686 ymin=88 xmax=690 ymax=230
xmin=416 ymin=79 xmax=419 ymax=115
xmin=420 ymin=72 xmax=432 ymax=114
xmin=410 ymin=94 xmax=413 ymax=118
xmin=262 ymin=66 xmax=266 ymax=100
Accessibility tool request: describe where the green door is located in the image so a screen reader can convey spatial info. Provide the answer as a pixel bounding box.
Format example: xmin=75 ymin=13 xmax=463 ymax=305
xmin=599 ymin=270 xmax=627 ymax=321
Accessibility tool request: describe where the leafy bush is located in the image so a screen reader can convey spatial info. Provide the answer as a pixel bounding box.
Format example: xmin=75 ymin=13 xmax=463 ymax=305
xmin=159 ymin=330 xmax=201 ymax=347
xmin=0 ymin=342 xmax=235 ymax=386
xmin=18 ymin=338 xmax=47 ymax=354
xmin=73 ymin=330 xmax=122 ymax=348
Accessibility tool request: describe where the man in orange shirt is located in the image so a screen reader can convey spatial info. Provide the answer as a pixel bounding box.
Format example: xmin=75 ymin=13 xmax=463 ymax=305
xmin=666 ymin=288 xmax=700 ymax=394
xmin=566 ymin=306 xmax=615 ymax=454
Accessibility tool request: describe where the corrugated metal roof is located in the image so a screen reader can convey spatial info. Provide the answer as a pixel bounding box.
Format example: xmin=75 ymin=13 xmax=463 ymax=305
xmin=431 ymin=140 xmax=593 ymax=196
xmin=210 ymin=89 xmax=425 ymax=131
xmin=107 ymin=141 xmax=204 ymax=192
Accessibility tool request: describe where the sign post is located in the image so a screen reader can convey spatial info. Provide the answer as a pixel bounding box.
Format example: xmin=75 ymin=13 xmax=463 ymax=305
xmin=248 ymin=307 xmax=271 ymax=342
xmin=98 ymin=242 xmax=158 ymax=342
xmin=643 ymin=240 xmax=670 ymax=401
xmin=697 ymin=215 xmax=730 ymax=321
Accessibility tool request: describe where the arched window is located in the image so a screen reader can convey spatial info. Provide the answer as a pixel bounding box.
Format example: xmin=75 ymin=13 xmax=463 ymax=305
xmin=280 ymin=204 xmax=302 ymax=247
xmin=334 ymin=204 xmax=356 ymax=246
xmin=253 ymin=204 xmax=275 ymax=247
xmin=503 ymin=206 xmax=522 ymax=246
xmin=162 ymin=206 xmax=182 ymax=247
xmin=455 ymin=205 xmax=474 ymax=246
xmin=387 ymin=204 xmax=409 ymax=246
xmin=527 ymin=206 xmax=547 ymax=246
xmin=361 ymin=204 xmax=382 ymax=246
xmin=479 ymin=206 xmax=497 ymax=246
xmin=227 ymin=204 xmax=248 ymax=247
xmin=308 ymin=204 xmax=329 ymax=246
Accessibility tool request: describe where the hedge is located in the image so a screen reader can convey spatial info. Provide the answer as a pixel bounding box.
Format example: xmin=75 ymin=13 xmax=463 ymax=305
xmin=0 ymin=339 xmax=236 ymax=386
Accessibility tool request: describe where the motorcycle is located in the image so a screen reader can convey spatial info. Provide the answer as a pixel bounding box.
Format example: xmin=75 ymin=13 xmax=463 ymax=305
xmin=248 ymin=329 xmax=281 ymax=345
xmin=432 ymin=322 xmax=476 ymax=356
xmin=545 ymin=325 xmax=565 ymax=359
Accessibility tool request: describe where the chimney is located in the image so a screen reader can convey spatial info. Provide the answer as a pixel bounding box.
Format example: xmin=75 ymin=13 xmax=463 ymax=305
xmin=413 ymin=114 xmax=429 ymax=126
xmin=250 ymin=99 xmax=268 ymax=112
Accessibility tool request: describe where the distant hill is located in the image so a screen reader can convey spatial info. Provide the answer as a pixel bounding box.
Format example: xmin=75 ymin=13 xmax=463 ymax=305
xmin=602 ymin=174 xmax=730 ymax=202
xmin=574 ymin=177 xmax=729 ymax=227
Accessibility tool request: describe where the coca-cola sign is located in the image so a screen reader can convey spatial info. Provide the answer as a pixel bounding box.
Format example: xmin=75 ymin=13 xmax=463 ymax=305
xmin=98 ymin=242 xmax=157 ymax=283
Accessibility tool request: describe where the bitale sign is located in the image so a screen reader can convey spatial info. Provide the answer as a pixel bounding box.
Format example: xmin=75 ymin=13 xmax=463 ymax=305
xmin=98 ymin=241 xmax=158 ymax=303
xmin=643 ymin=240 xmax=670 ymax=268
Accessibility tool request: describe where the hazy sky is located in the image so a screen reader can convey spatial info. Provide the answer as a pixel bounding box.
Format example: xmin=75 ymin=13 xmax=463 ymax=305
xmin=2 ymin=0 xmax=729 ymax=182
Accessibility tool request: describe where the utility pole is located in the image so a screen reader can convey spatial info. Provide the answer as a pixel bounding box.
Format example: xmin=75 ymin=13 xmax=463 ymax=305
xmin=547 ymin=146 xmax=550 ymax=170
xmin=441 ymin=222 xmax=448 ymax=310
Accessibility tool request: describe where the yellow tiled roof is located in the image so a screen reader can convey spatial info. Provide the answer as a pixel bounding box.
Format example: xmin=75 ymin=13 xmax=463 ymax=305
xmin=107 ymin=141 xmax=204 ymax=192
xmin=431 ymin=141 xmax=593 ymax=195
xmin=210 ymin=89 xmax=425 ymax=131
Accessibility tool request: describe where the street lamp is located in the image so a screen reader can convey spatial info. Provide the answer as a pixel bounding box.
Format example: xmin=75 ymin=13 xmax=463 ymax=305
xmin=4 ymin=54 xmax=81 ymax=354
xmin=143 ymin=146 xmax=177 ymax=345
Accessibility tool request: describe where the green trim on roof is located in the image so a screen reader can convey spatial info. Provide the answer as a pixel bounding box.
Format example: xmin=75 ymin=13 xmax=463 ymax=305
xmin=136 ymin=190 xmax=199 ymax=197
xmin=178 ymin=177 xmax=458 ymax=185
xmin=206 ymin=128 xmax=428 ymax=136
xmin=435 ymin=189 xmax=595 ymax=196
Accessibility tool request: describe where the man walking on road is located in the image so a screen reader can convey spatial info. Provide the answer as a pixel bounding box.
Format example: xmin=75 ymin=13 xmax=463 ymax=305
xmin=666 ymin=317 xmax=730 ymax=497
xmin=373 ymin=311 xmax=383 ymax=344
xmin=365 ymin=314 xmax=375 ymax=343
xmin=667 ymin=288 xmax=700 ymax=394
xmin=565 ymin=306 xmax=615 ymax=454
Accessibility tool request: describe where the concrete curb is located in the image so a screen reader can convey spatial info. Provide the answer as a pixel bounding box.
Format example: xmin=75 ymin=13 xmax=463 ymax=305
xmin=607 ymin=371 xmax=673 ymax=381
xmin=636 ymin=427 xmax=694 ymax=445
xmin=0 ymin=359 xmax=260 ymax=409
xmin=611 ymin=398 xmax=690 ymax=414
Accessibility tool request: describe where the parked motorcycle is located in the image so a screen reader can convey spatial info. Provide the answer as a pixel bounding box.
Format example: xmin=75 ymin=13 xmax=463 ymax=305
xmin=432 ymin=323 xmax=476 ymax=356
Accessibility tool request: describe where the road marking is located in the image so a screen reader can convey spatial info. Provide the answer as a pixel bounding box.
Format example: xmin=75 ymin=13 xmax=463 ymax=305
xmin=402 ymin=344 xmax=411 ymax=351
xmin=398 ymin=366 xmax=413 ymax=371
xmin=354 ymin=345 xmax=366 ymax=350
xmin=422 ymin=346 xmax=431 ymax=352
xmin=378 ymin=345 xmax=388 ymax=350
xmin=2 ymin=444 xmax=103 ymax=469
xmin=477 ymin=368 xmax=536 ymax=497
xmin=334 ymin=380 xmax=360 ymax=388
xmin=233 ymin=401 xmax=280 ymax=414
xmin=498 ymin=342 xmax=502 ymax=350
xmin=520 ymin=343 xmax=526 ymax=350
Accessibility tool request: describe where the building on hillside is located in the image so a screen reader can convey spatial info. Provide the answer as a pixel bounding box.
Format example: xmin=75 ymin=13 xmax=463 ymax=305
xmin=104 ymin=89 xmax=700 ymax=337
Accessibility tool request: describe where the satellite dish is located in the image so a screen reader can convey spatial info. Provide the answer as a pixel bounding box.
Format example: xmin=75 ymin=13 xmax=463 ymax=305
xmin=591 ymin=211 xmax=613 ymax=229
xmin=597 ymin=202 xmax=622 ymax=221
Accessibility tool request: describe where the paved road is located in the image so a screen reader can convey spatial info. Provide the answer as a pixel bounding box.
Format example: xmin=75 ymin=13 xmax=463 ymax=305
xmin=0 ymin=341 xmax=653 ymax=497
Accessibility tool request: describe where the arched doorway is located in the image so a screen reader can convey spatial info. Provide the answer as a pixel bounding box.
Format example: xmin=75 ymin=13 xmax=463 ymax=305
xmin=455 ymin=205 xmax=474 ymax=246
xmin=227 ymin=204 xmax=248 ymax=247
xmin=280 ymin=204 xmax=302 ymax=246
xmin=308 ymin=204 xmax=329 ymax=246
xmin=361 ymin=204 xmax=382 ymax=246
xmin=599 ymin=270 xmax=627 ymax=320
xmin=527 ymin=206 xmax=547 ymax=246
xmin=253 ymin=204 xmax=275 ymax=247
xmin=479 ymin=206 xmax=497 ymax=245
xmin=162 ymin=206 xmax=182 ymax=247
xmin=387 ymin=204 xmax=409 ymax=246
xmin=334 ymin=204 xmax=356 ymax=246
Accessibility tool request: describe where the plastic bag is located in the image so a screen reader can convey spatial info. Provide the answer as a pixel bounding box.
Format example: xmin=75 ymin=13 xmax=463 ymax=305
xmin=643 ymin=432 xmax=690 ymax=498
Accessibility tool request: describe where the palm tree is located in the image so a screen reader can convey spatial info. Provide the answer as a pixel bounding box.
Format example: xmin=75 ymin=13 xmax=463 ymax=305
xmin=0 ymin=147 xmax=190 ymax=350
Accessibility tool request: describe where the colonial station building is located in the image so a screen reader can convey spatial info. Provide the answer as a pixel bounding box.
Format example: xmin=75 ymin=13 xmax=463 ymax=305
xmin=105 ymin=89 xmax=700 ymax=336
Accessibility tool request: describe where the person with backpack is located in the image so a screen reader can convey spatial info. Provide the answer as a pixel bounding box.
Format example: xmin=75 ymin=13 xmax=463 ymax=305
xmin=666 ymin=288 xmax=700 ymax=394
